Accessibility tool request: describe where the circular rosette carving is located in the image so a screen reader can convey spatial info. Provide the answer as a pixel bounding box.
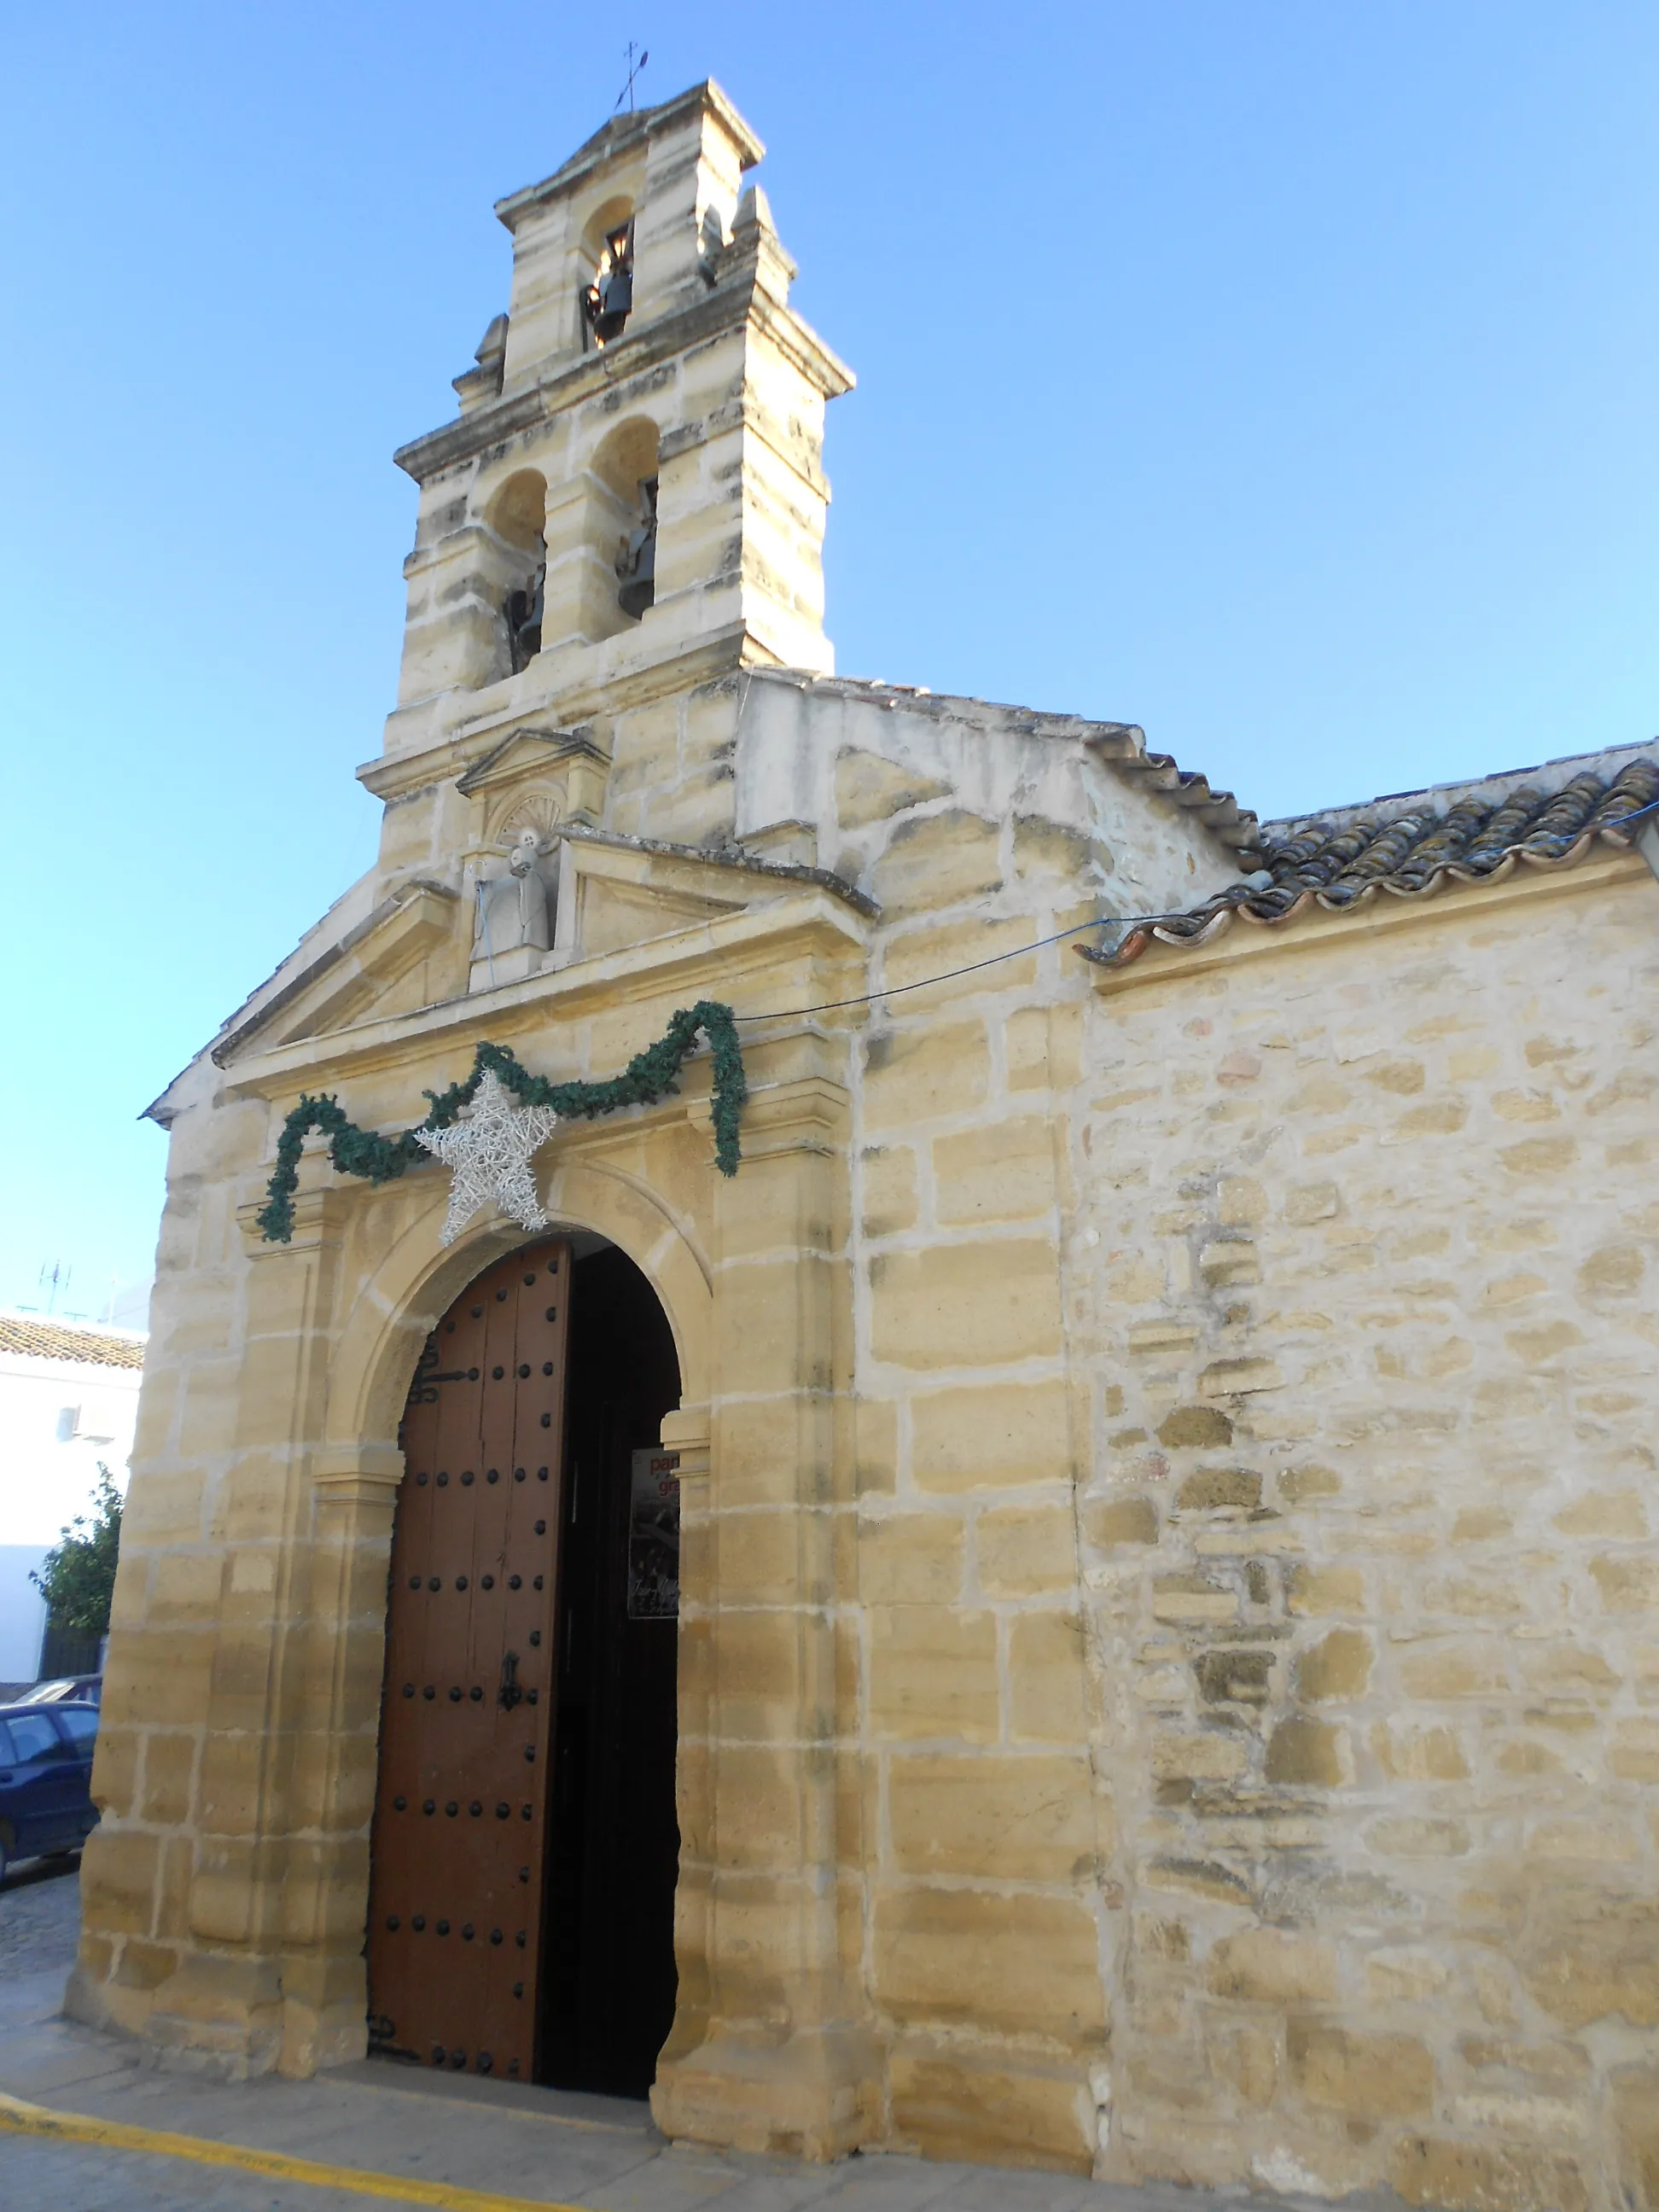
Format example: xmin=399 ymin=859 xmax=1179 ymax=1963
xmin=490 ymin=787 xmax=565 ymax=852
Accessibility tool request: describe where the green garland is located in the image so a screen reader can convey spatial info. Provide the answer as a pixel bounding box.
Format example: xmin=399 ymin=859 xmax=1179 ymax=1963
xmin=256 ymin=1000 xmax=747 ymax=1244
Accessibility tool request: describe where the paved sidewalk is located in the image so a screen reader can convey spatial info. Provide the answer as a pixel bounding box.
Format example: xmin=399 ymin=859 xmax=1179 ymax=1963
xmin=0 ymin=1865 xmax=1381 ymax=2212
xmin=0 ymin=1853 xmax=82 ymax=1976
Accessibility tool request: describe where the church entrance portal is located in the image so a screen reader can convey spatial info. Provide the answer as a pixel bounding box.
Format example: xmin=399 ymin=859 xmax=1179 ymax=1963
xmin=366 ymin=1237 xmax=681 ymax=2097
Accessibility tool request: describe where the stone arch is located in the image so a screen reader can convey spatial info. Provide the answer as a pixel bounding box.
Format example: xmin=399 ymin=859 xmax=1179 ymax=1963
xmin=285 ymin=1148 xmax=710 ymax=2077
xmin=336 ymin=1155 xmax=701 ymax=2089
xmin=322 ymin=1155 xmax=712 ymax=1470
xmin=485 ymin=468 xmax=550 ymax=550
xmin=579 ymin=192 xmax=636 ymax=269
xmin=480 ymin=469 xmax=549 ymax=673
xmin=525 ymin=405 xmax=662 ymax=655
xmin=585 ymin=414 xmax=661 ymax=629
xmin=589 ymin=414 xmax=659 ymax=503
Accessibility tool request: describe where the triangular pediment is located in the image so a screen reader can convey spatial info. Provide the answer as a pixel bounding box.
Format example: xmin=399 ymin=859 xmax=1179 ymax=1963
xmin=214 ymin=880 xmax=463 ymax=1062
xmin=550 ymin=837 xmax=756 ymax=967
xmin=454 ymin=726 xmax=610 ymax=849
xmin=493 ymin=82 xmax=763 ymax=224
xmin=572 ymin=874 xmax=749 ymax=961
xmin=455 ymin=726 xmax=606 ymax=800
xmin=545 ymin=829 xmax=872 ymax=974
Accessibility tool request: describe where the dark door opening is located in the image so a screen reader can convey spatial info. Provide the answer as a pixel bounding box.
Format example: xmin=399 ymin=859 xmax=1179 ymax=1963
xmin=539 ymin=1243 xmax=681 ymax=2098
xmin=365 ymin=1235 xmax=681 ymax=2101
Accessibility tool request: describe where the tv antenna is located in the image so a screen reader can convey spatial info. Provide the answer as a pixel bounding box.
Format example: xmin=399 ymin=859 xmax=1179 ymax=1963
xmin=615 ymin=42 xmax=649 ymax=114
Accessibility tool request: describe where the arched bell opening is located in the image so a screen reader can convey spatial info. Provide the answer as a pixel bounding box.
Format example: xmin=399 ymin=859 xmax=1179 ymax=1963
xmin=591 ymin=416 xmax=659 ymax=626
xmin=577 ymin=196 xmax=636 ymax=350
xmin=364 ymin=1227 xmax=682 ymax=2098
xmin=485 ymin=469 xmax=550 ymax=675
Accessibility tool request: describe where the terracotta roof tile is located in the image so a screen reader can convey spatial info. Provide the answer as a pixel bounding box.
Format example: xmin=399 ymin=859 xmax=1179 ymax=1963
xmin=1084 ymin=731 xmax=1264 ymax=853
xmin=0 ymin=1313 xmax=146 ymax=1370
xmin=1082 ymin=748 xmax=1659 ymax=971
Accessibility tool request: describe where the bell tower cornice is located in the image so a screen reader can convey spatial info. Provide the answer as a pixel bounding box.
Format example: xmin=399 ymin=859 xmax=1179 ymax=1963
xmin=492 ymin=79 xmax=765 ymax=231
xmin=392 ymin=247 xmax=852 ymax=490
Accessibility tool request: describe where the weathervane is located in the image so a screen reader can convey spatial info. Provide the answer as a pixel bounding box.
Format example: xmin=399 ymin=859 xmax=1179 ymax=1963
xmin=615 ymin=41 xmax=649 ymax=113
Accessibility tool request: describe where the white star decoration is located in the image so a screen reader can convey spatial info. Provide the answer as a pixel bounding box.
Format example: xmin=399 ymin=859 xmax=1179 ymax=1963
xmin=415 ymin=1069 xmax=558 ymax=1245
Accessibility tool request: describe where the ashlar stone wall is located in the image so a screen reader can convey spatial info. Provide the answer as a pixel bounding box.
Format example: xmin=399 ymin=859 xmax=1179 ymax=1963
xmin=844 ymin=804 xmax=1103 ymax=2172
xmin=826 ymin=708 xmax=1232 ymax=2170
xmin=1066 ymin=852 xmax=1659 ymax=2206
xmin=803 ymin=725 xmax=1657 ymax=2200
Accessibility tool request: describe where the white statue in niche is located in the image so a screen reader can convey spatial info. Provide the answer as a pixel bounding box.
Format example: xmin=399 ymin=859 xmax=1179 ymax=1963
xmin=469 ymin=830 xmax=552 ymax=991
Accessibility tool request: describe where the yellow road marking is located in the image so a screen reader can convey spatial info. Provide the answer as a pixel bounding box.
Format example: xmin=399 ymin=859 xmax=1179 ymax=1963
xmin=0 ymin=2090 xmax=585 ymax=2210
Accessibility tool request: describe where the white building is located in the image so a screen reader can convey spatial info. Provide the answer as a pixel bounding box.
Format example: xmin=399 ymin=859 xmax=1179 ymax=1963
xmin=0 ymin=1313 xmax=145 ymax=1684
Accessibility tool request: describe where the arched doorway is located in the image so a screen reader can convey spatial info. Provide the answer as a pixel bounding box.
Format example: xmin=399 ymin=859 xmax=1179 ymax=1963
xmin=365 ymin=1233 xmax=681 ymax=2097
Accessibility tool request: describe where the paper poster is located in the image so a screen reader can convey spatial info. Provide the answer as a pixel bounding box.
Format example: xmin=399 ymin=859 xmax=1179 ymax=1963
xmin=626 ymin=1448 xmax=681 ymax=1620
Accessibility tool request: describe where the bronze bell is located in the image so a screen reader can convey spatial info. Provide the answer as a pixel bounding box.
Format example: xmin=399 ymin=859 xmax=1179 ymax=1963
xmin=586 ymin=222 xmax=635 ymax=346
xmin=593 ymin=267 xmax=632 ymax=342
xmin=505 ymin=565 xmax=544 ymax=673
xmin=617 ymin=477 xmax=658 ymax=620
xmin=623 ymin=524 xmax=655 ymax=606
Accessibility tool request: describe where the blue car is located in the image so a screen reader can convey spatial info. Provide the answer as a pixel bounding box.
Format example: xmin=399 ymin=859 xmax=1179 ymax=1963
xmin=15 ymin=1676 xmax=102 ymax=1707
xmin=0 ymin=1700 xmax=100 ymax=1882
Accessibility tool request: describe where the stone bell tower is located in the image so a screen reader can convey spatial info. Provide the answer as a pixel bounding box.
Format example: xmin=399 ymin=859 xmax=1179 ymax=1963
xmin=370 ymin=80 xmax=853 ymax=879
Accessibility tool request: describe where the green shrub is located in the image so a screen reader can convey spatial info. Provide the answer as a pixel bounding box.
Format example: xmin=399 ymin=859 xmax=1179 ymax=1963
xmin=32 ymin=1464 xmax=123 ymax=1639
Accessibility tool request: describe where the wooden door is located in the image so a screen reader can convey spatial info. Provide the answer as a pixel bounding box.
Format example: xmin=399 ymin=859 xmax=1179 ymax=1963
xmin=366 ymin=1238 xmax=571 ymax=2081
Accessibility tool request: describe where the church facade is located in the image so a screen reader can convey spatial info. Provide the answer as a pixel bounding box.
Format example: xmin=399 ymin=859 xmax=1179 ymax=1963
xmin=74 ymin=83 xmax=1659 ymax=2208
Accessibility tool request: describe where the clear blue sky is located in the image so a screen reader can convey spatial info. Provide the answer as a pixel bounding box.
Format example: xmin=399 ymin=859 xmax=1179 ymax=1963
xmin=3 ymin=2 xmax=1655 ymax=1323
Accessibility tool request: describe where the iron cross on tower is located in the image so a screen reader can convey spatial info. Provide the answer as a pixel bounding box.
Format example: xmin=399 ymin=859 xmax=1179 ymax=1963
xmin=615 ymin=42 xmax=649 ymax=113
